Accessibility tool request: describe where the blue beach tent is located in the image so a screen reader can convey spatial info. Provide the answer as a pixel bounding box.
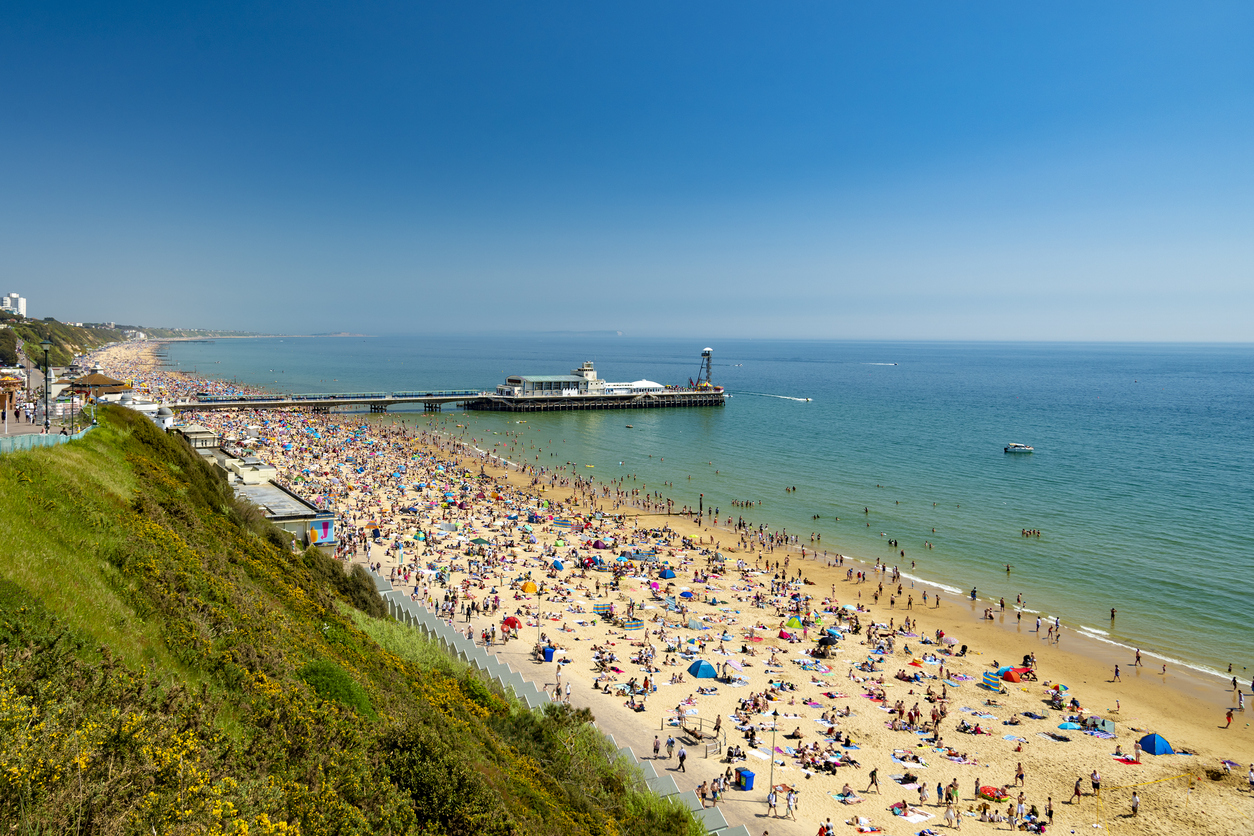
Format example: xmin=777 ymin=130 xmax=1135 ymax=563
xmin=551 ymin=560 xmax=564 ymax=570
xmin=1138 ymin=733 xmax=1173 ymax=755
xmin=660 ymin=569 xmax=677 ymax=579
xmin=687 ymin=660 xmax=718 ymax=679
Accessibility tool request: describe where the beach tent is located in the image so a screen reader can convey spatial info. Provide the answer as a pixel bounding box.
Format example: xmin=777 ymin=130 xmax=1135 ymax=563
xmin=778 ymin=630 xmax=793 ymax=640
xmin=786 ymin=616 xmax=804 ymax=629
xmin=1138 ymin=733 xmax=1174 ymax=755
xmin=982 ymin=671 xmax=1005 ymax=691
xmin=687 ymin=660 xmax=718 ymax=678
xmin=1002 ymin=670 xmax=1022 ymax=683
xmin=660 ymin=569 xmax=677 ymax=579
xmin=521 ymin=581 xmax=538 ymax=594
xmin=551 ymin=560 xmax=564 ymax=570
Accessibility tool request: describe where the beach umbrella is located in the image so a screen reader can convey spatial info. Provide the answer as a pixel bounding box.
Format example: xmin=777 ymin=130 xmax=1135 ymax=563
xmin=1058 ymin=722 xmax=1083 ymax=730
xmin=551 ymin=560 xmax=564 ymax=570
xmin=470 ymin=538 xmax=490 ymax=545
xmin=818 ymin=635 xmax=839 ymax=647
xmin=942 ymin=636 xmax=959 ymax=646
xmin=842 ymin=604 xmax=857 ymax=611
xmin=727 ymin=660 xmax=744 ymax=672
xmin=521 ymin=581 xmax=538 ymax=594
xmin=1138 ymin=733 xmax=1174 ymax=755
xmin=687 ymin=660 xmax=718 ymax=678
xmin=679 ymin=590 xmax=694 ymax=599
xmin=650 ymin=581 xmax=660 ymax=589
xmin=660 ymin=569 xmax=677 ymax=579
xmin=502 ymin=616 xmax=521 ymax=630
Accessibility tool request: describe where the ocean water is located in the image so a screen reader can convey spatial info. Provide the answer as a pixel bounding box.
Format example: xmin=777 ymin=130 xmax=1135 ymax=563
xmin=165 ymin=336 xmax=1254 ymax=680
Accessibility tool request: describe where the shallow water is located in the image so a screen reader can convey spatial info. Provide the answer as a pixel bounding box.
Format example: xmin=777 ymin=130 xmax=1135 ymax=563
xmin=166 ymin=336 xmax=1254 ymax=681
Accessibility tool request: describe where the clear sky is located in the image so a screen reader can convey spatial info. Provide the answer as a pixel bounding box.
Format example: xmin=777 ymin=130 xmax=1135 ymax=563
xmin=3 ymin=2 xmax=1252 ymax=340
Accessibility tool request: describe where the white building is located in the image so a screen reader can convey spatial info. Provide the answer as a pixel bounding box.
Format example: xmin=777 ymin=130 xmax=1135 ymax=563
xmin=0 ymin=293 xmax=26 ymax=318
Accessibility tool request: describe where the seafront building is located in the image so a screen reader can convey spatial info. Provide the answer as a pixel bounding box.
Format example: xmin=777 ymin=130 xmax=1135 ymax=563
xmin=0 ymin=292 xmax=27 ymax=318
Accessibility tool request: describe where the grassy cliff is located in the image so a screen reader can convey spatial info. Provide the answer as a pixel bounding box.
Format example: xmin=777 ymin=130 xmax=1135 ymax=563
xmin=0 ymin=407 xmax=700 ymax=836
xmin=0 ymin=317 xmax=119 ymax=368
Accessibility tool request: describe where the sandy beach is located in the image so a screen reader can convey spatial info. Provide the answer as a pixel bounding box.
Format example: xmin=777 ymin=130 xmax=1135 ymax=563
xmin=96 ymin=341 xmax=1254 ymax=836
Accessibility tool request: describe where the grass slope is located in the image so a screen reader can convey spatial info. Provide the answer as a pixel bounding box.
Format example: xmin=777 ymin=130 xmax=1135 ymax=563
xmin=0 ymin=407 xmax=701 ymax=836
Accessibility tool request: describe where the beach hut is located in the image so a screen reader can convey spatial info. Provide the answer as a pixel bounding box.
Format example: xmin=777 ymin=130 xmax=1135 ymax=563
xmin=687 ymin=660 xmax=718 ymax=679
xmin=1138 ymin=733 xmax=1173 ymax=755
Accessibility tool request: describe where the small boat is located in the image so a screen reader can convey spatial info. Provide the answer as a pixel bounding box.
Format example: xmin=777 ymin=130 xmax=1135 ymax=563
xmin=625 ymin=424 xmax=633 ymax=428
xmin=1004 ymin=443 xmax=1034 ymax=454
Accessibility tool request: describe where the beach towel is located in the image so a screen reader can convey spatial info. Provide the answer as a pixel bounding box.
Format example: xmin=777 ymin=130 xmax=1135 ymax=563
xmin=891 ymin=756 xmax=928 ymax=767
xmin=830 ymin=792 xmax=863 ymax=804
xmin=1113 ymin=756 xmax=1140 ymax=765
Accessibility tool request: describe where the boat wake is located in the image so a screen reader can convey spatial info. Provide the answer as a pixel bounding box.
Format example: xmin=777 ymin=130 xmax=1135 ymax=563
xmin=740 ymin=392 xmax=812 ymax=402
xmin=864 ymin=363 xmax=898 ymax=366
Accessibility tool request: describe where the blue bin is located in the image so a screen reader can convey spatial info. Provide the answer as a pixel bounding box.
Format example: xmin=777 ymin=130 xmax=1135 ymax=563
xmin=543 ymin=646 xmax=555 ymax=663
xmin=736 ymin=768 xmax=754 ymax=791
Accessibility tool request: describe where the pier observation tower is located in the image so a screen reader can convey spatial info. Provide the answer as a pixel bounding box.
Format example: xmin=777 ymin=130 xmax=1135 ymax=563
xmin=696 ymin=347 xmax=714 ymax=389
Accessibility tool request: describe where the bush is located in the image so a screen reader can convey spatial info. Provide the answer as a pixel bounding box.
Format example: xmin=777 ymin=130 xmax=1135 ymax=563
xmin=298 ymin=659 xmax=379 ymax=721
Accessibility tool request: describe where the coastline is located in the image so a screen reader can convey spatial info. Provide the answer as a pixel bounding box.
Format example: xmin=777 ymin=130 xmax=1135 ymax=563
xmin=93 ymin=341 xmax=1254 ymax=835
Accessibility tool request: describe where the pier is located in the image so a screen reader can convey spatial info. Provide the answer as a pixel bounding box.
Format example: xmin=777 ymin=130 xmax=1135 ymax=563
xmin=170 ymin=351 xmax=726 ymax=413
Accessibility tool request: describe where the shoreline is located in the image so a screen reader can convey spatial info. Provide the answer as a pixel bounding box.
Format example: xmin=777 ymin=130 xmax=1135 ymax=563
xmin=443 ymin=412 xmax=1244 ymax=714
xmin=93 ymin=340 xmax=1254 ymax=834
xmin=107 ymin=337 xmax=1245 ymax=711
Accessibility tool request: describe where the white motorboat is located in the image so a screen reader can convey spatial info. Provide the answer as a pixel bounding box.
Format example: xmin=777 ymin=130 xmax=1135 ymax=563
xmin=1004 ymin=443 xmax=1034 ymax=454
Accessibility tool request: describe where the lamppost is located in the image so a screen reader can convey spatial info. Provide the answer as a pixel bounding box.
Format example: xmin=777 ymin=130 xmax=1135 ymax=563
xmin=768 ymin=707 xmax=779 ymax=791
xmin=40 ymin=339 xmax=51 ymax=431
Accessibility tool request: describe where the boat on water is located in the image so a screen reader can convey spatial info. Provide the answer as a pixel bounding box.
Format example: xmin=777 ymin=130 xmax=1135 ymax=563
xmin=1004 ymin=443 xmax=1034 ymax=454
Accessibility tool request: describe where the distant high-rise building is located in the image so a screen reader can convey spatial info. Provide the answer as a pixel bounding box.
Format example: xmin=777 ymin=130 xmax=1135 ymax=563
xmin=0 ymin=293 xmax=26 ymax=317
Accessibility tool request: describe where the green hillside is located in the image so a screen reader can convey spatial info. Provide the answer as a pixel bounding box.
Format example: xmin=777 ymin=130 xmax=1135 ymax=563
xmin=0 ymin=316 xmax=118 ymax=368
xmin=0 ymin=407 xmax=699 ymax=836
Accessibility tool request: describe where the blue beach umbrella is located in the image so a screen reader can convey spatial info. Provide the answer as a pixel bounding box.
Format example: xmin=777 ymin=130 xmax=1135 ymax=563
xmin=1058 ymin=722 xmax=1083 ymax=730
xmin=680 ymin=590 xmax=694 ymax=599
xmin=551 ymin=560 xmax=564 ymax=570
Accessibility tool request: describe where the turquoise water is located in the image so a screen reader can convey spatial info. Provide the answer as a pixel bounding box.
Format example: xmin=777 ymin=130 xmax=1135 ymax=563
xmin=165 ymin=336 xmax=1254 ymax=679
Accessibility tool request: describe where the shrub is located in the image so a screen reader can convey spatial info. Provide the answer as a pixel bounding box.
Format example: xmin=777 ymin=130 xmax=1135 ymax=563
xmin=297 ymin=658 xmax=379 ymax=721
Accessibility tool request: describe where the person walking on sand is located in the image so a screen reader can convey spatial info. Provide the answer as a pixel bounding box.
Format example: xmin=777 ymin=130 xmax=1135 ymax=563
xmin=1113 ymin=665 xmax=1121 ymax=682
xmin=1015 ymin=762 xmax=1025 ymax=786
xmin=786 ymin=789 xmax=797 ymax=819
xmin=1071 ymin=776 xmax=1083 ymax=804
xmin=866 ymin=767 xmax=880 ymax=794
xmin=1226 ymin=709 xmax=1234 ymax=728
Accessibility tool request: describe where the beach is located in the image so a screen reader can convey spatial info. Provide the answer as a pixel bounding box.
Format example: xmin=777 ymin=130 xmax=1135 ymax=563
xmin=95 ymin=341 xmax=1254 ymax=836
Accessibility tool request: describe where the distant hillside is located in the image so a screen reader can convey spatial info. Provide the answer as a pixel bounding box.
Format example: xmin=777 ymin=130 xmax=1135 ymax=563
xmin=0 ymin=315 xmax=118 ymax=368
xmin=0 ymin=314 xmax=257 ymax=369
xmin=0 ymin=407 xmax=700 ymax=836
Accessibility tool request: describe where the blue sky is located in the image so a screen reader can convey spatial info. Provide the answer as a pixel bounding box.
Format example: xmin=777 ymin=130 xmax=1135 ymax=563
xmin=3 ymin=2 xmax=1252 ymax=339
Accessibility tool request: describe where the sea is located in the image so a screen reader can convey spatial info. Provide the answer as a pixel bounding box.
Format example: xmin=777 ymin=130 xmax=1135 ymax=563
xmin=165 ymin=335 xmax=1253 ymax=688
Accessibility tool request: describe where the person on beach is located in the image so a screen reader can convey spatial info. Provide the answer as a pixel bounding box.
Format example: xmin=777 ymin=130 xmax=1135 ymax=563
xmin=666 ymin=736 xmax=675 ymax=758
xmin=677 ymin=745 xmax=687 ymax=771
xmin=1225 ymin=709 xmax=1234 ymax=728
xmin=1113 ymin=665 xmax=1121 ymax=682
xmin=1130 ymin=790 xmax=1139 ymax=816
xmin=1090 ymin=769 xmax=1101 ymax=795
xmin=866 ymin=767 xmax=880 ymax=794
xmin=1071 ymin=777 xmax=1083 ymax=803
xmin=766 ymin=788 xmax=778 ymax=816
xmin=653 ymin=736 xmax=661 ymax=758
